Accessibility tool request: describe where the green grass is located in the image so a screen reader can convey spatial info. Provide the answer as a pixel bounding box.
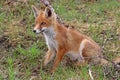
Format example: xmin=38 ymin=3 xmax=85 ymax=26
xmin=7 ymin=57 xmax=15 ymax=80
xmin=15 ymin=44 xmax=43 ymax=59
xmin=0 ymin=0 xmax=120 ymax=80
xmin=0 ymin=74 xmax=4 ymax=80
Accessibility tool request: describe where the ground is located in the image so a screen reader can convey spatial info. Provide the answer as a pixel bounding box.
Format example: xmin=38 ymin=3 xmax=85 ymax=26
xmin=0 ymin=0 xmax=120 ymax=80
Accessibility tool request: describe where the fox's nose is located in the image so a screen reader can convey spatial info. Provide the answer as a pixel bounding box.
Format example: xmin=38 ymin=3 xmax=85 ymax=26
xmin=33 ymin=30 xmax=36 ymax=33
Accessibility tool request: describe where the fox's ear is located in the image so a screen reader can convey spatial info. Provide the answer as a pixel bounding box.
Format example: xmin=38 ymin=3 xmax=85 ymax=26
xmin=45 ymin=7 xmax=53 ymax=18
xmin=32 ymin=5 xmax=39 ymax=18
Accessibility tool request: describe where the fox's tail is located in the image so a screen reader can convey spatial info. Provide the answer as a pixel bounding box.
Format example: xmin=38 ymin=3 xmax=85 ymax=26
xmin=100 ymin=56 xmax=120 ymax=66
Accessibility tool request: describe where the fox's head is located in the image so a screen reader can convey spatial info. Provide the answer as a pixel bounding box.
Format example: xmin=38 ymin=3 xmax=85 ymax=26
xmin=32 ymin=6 xmax=56 ymax=34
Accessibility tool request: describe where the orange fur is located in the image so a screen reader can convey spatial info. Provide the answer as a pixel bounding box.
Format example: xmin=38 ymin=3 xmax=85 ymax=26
xmin=32 ymin=6 xmax=120 ymax=73
xmin=113 ymin=57 xmax=120 ymax=64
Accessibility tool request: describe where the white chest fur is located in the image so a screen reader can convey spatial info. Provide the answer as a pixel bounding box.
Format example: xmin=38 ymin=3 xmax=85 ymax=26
xmin=43 ymin=27 xmax=58 ymax=51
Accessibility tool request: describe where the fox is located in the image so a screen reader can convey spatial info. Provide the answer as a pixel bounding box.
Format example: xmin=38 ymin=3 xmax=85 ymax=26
xmin=32 ymin=6 xmax=119 ymax=73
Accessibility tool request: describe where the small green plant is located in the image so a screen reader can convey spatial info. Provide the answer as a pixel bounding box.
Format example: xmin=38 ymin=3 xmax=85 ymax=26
xmin=16 ymin=44 xmax=43 ymax=59
xmin=0 ymin=75 xmax=3 ymax=80
xmin=7 ymin=57 xmax=15 ymax=80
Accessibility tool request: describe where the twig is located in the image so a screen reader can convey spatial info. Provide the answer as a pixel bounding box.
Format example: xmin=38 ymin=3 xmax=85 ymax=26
xmin=88 ymin=65 xmax=94 ymax=80
xmin=40 ymin=0 xmax=63 ymax=24
xmin=41 ymin=0 xmax=49 ymax=6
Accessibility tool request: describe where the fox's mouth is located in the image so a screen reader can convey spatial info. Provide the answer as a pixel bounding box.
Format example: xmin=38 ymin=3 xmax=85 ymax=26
xmin=40 ymin=29 xmax=45 ymax=33
xmin=33 ymin=29 xmax=45 ymax=34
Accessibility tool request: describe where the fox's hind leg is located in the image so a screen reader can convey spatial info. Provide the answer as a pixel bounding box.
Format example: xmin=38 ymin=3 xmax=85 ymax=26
xmin=74 ymin=39 xmax=86 ymax=66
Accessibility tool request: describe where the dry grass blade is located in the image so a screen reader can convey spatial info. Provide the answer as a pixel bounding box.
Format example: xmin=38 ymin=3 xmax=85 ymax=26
xmin=88 ymin=66 xmax=94 ymax=80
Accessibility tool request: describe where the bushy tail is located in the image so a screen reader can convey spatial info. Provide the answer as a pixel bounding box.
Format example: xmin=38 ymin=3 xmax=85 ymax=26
xmin=100 ymin=56 xmax=120 ymax=66
xmin=100 ymin=58 xmax=109 ymax=65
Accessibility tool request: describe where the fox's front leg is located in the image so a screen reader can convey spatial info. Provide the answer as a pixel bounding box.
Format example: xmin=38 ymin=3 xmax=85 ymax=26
xmin=43 ymin=50 xmax=55 ymax=68
xmin=50 ymin=49 xmax=66 ymax=73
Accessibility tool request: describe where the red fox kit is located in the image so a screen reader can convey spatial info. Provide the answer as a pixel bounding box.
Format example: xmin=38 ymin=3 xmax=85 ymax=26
xmin=32 ymin=6 xmax=109 ymax=73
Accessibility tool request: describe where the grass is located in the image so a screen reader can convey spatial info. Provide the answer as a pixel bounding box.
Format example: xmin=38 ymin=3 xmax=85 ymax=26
xmin=7 ymin=57 xmax=15 ymax=80
xmin=0 ymin=0 xmax=120 ymax=80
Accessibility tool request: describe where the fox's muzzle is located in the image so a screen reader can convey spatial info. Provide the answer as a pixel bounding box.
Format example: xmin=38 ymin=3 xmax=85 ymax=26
xmin=33 ymin=29 xmax=45 ymax=34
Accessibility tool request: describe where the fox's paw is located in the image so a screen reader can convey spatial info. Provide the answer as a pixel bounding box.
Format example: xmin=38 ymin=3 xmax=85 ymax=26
xmin=49 ymin=68 xmax=56 ymax=74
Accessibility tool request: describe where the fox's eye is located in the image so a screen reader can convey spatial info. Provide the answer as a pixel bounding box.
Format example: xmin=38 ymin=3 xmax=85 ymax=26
xmin=41 ymin=22 xmax=46 ymax=25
